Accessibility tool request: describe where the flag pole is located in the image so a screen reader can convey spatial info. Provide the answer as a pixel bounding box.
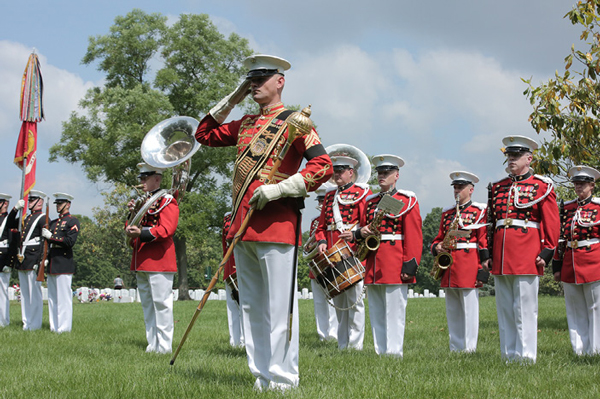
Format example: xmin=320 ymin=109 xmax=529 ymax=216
xmin=19 ymin=156 xmax=26 ymax=232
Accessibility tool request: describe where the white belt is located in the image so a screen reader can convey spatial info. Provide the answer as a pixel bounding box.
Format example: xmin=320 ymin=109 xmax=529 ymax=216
xmin=0 ymin=240 xmax=7 ymax=249
xmin=380 ymin=234 xmax=404 ymax=241
xmin=23 ymin=237 xmax=41 ymax=246
xmin=327 ymin=223 xmax=356 ymax=231
xmin=567 ymin=238 xmax=600 ymax=249
xmin=455 ymin=243 xmax=477 ymax=249
xmin=496 ymin=219 xmax=540 ymax=229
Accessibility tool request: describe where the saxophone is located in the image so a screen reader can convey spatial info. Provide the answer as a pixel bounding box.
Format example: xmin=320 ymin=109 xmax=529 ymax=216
xmin=356 ymin=208 xmax=386 ymax=262
xmin=431 ymin=195 xmax=461 ymax=280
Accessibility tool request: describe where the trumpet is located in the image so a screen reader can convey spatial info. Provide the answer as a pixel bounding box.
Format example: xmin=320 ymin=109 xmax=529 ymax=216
xmin=126 ymin=184 xmax=145 ymax=226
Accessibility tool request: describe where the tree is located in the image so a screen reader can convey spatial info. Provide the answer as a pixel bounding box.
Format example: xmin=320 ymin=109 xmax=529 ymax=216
xmin=50 ymin=9 xmax=254 ymax=299
xmin=524 ymin=0 xmax=600 ymax=184
xmin=415 ymin=207 xmax=442 ymax=294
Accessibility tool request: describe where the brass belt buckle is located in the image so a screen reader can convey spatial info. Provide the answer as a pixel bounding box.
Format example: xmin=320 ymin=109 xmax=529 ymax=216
xmin=504 ymin=218 xmax=513 ymax=227
xmin=570 ymin=240 xmax=578 ymax=249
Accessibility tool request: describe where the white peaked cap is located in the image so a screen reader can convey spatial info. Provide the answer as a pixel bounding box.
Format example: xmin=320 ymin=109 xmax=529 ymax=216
xmin=330 ymin=155 xmax=358 ymax=168
xmin=137 ymin=162 xmax=164 ymax=177
xmin=244 ymin=54 xmax=291 ymax=77
xmin=0 ymin=193 xmax=12 ymax=201
xmin=372 ymin=154 xmax=405 ymax=170
xmin=449 ymin=171 xmax=479 ymax=185
xmin=568 ymin=165 xmax=600 ymax=182
xmin=53 ymin=192 xmax=74 ymax=202
xmin=502 ymin=135 xmax=539 ymax=153
xmin=28 ymin=190 xmax=47 ymax=199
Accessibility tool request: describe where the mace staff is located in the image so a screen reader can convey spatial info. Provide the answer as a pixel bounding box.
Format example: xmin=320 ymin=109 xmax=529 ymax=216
xmin=170 ymin=106 xmax=314 ymax=366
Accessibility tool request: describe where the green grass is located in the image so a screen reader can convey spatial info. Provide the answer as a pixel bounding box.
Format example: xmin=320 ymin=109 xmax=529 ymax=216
xmin=0 ymin=296 xmax=598 ymax=399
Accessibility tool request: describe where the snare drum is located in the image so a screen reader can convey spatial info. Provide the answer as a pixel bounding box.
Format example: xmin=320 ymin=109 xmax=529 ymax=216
xmin=309 ymin=241 xmax=364 ymax=300
xmin=225 ymin=271 xmax=239 ymax=304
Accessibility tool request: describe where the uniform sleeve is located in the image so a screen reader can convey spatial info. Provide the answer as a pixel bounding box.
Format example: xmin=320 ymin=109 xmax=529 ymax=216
xmin=314 ymin=193 xmax=330 ymax=244
xmin=430 ymin=212 xmax=445 ymax=256
xmin=402 ymin=200 xmax=423 ymax=275
xmin=195 ymin=114 xmax=242 ymax=147
xmin=476 ymin=207 xmax=489 ymax=263
xmin=293 ymin=128 xmax=332 ymax=193
xmin=539 ymin=187 xmax=559 ymax=265
xmin=140 ymin=199 xmax=179 ymax=243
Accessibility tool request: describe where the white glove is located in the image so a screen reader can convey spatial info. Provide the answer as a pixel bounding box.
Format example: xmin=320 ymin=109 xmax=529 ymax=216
xmin=33 ymin=264 xmax=38 ymax=272
xmin=249 ymin=173 xmax=307 ymax=210
xmin=42 ymin=228 xmax=52 ymax=240
xmin=1 ymin=266 xmax=11 ymax=273
xmin=15 ymin=199 xmax=25 ymax=211
xmin=209 ymin=80 xmax=251 ymax=124
xmin=44 ymin=260 xmax=48 ymax=267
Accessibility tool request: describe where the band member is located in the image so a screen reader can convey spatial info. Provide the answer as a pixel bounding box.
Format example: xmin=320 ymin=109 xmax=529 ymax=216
xmin=14 ymin=190 xmax=46 ymax=331
xmin=484 ymin=136 xmax=559 ymax=363
xmin=125 ymin=162 xmax=179 ymax=354
xmin=431 ymin=171 xmax=489 ymax=353
xmin=553 ymin=165 xmax=600 ymax=355
xmin=315 ymin=155 xmax=371 ymax=350
xmin=0 ymin=194 xmax=21 ymax=327
xmin=195 ymin=54 xmax=332 ymax=391
xmin=357 ymin=155 xmax=422 ymax=357
xmin=306 ymin=186 xmax=338 ymax=342
xmin=41 ymin=193 xmax=80 ymax=333
xmin=222 ymin=211 xmax=244 ymax=347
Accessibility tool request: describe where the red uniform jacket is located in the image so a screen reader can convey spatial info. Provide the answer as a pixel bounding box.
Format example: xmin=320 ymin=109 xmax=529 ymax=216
xmin=361 ymin=190 xmax=422 ymax=285
xmin=431 ymin=201 xmax=488 ymax=288
xmin=306 ymin=215 xmax=319 ymax=279
xmin=129 ymin=193 xmax=179 ymax=273
xmin=553 ymin=197 xmax=600 ymax=284
xmin=222 ymin=212 xmax=236 ymax=281
xmin=490 ymin=172 xmax=559 ymax=275
xmin=196 ymin=103 xmax=332 ymax=245
xmin=315 ymin=183 xmax=372 ymax=251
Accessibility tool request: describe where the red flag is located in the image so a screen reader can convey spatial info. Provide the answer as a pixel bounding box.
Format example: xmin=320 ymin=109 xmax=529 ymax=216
xmin=14 ymin=121 xmax=37 ymax=207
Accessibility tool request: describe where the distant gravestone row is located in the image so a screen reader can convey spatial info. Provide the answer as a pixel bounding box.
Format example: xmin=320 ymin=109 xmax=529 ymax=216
xmin=6 ymin=286 xmax=447 ymax=302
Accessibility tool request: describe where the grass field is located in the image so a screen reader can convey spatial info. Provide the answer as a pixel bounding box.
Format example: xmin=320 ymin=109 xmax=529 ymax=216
xmin=0 ymin=295 xmax=598 ymax=399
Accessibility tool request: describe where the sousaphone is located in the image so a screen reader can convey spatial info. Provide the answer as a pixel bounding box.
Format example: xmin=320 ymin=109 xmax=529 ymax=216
xmin=325 ymin=143 xmax=372 ymax=185
xmin=129 ymin=116 xmax=201 ymax=228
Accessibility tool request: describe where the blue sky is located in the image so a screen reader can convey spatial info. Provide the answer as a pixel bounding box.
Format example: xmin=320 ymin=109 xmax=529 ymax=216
xmin=0 ymin=0 xmax=583 ymax=228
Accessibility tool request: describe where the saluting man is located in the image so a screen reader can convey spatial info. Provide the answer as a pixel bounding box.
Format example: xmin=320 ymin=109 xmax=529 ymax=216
xmin=553 ymin=165 xmax=600 ymax=355
xmin=431 ymin=171 xmax=489 ymax=353
xmin=15 ymin=190 xmax=47 ymax=331
xmin=315 ymin=155 xmax=371 ymax=351
xmin=485 ymin=136 xmax=559 ymax=363
xmin=196 ymin=54 xmax=332 ymax=391
xmin=357 ymin=155 xmax=422 ymax=357
xmin=0 ymin=194 xmax=22 ymax=327
xmin=41 ymin=193 xmax=80 ymax=333
xmin=125 ymin=162 xmax=179 ymax=354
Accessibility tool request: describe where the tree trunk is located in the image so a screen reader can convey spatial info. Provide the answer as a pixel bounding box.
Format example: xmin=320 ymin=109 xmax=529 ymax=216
xmin=174 ymin=234 xmax=191 ymax=300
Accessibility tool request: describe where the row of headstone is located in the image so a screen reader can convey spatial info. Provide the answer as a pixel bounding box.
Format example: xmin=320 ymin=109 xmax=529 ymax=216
xmin=408 ymin=288 xmax=444 ymax=299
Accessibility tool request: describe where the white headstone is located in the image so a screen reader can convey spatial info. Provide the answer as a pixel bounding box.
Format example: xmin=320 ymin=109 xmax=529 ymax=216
xmin=8 ymin=287 xmax=15 ymax=301
xmin=439 ymin=289 xmax=445 ymax=298
xmin=302 ymin=288 xmax=309 ymax=300
xmin=424 ymin=289 xmax=430 ymax=297
xmin=173 ymin=289 xmax=179 ymax=301
xmin=408 ymin=289 xmax=414 ymax=298
xmin=218 ymin=289 xmax=226 ymax=300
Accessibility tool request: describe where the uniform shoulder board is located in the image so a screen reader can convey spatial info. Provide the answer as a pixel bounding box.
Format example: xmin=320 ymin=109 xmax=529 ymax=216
xmin=164 ymin=193 xmax=174 ymax=200
xmin=592 ymin=197 xmax=600 ymax=205
xmin=564 ymin=199 xmax=577 ymax=206
xmin=491 ymin=176 xmax=510 ymax=186
xmin=366 ymin=193 xmax=379 ymax=202
xmin=534 ymin=174 xmax=553 ymax=185
xmin=442 ymin=204 xmax=454 ymax=213
xmin=355 ymin=183 xmax=370 ymax=191
xmin=471 ymin=201 xmax=486 ymax=210
xmin=325 ymin=186 xmax=337 ymax=194
xmin=224 ymin=211 xmax=232 ymax=217
xmin=397 ymin=189 xmax=416 ymax=198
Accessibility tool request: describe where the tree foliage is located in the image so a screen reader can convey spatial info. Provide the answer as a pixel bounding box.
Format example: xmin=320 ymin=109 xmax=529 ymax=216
xmin=524 ymin=0 xmax=600 ymax=185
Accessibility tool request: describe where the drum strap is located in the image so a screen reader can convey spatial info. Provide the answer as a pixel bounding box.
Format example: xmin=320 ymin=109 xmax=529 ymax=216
xmin=231 ymin=109 xmax=294 ymax=223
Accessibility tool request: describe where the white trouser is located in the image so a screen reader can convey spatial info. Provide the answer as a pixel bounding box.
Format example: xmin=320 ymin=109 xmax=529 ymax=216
xmin=0 ymin=271 xmax=10 ymax=327
xmin=225 ymin=283 xmax=245 ymax=347
xmin=445 ymin=288 xmax=479 ymax=352
xmin=234 ymin=241 xmax=299 ymax=391
xmin=136 ymin=272 xmax=175 ymax=354
xmin=368 ymin=284 xmax=408 ymax=357
xmin=311 ymin=279 xmax=338 ymax=341
xmin=47 ymin=274 xmax=73 ymax=333
xmin=563 ymin=281 xmax=600 ymax=355
xmin=495 ymin=275 xmax=539 ymax=362
xmin=333 ymin=280 xmax=365 ymax=350
xmin=18 ymin=270 xmax=43 ymax=331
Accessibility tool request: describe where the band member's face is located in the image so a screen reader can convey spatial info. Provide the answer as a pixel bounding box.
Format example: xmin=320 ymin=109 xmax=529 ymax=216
xmin=0 ymin=201 xmax=7 ymax=213
xmin=453 ymin=184 xmax=474 ymax=204
xmin=574 ymin=181 xmax=594 ymax=200
xmin=377 ymin=169 xmax=399 ymax=191
xmin=56 ymin=201 xmax=70 ymax=214
xmin=249 ymin=74 xmax=284 ymax=106
xmin=333 ymin=167 xmax=354 ymax=186
xmin=506 ymin=152 xmax=532 ymax=175
xmin=29 ymin=198 xmax=43 ymax=212
xmin=140 ymin=174 xmax=161 ymax=192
